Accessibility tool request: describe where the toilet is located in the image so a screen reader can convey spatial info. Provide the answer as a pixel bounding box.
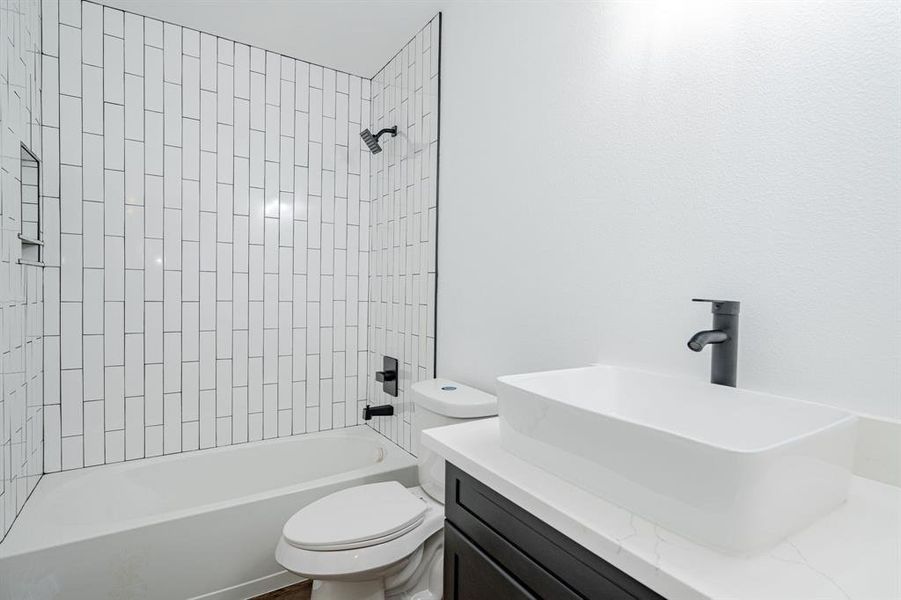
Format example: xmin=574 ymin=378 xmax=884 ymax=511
xmin=275 ymin=379 xmax=497 ymax=600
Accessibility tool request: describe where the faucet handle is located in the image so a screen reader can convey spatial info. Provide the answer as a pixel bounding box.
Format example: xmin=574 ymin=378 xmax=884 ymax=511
xmin=692 ymin=298 xmax=740 ymax=315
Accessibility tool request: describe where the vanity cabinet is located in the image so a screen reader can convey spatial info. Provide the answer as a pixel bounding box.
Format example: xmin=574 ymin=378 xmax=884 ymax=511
xmin=444 ymin=463 xmax=665 ymax=600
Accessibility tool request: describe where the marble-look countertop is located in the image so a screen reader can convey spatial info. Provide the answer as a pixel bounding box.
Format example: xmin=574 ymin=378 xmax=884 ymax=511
xmin=423 ymin=418 xmax=901 ymax=600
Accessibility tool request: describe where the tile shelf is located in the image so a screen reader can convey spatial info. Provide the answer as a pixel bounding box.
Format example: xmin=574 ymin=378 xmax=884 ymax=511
xmin=18 ymin=233 xmax=43 ymax=246
xmin=17 ymin=258 xmax=45 ymax=267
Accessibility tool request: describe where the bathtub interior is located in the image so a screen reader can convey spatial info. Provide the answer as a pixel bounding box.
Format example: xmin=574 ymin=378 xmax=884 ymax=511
xmin=0 ymin=426 xmax=416 ymax=558
xmin=0 ymin=424 xmax=419 ymax=600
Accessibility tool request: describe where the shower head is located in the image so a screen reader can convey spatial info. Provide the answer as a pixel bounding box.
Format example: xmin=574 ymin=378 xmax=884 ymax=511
xmin=360 ymin=126 xmax=397 ymax=154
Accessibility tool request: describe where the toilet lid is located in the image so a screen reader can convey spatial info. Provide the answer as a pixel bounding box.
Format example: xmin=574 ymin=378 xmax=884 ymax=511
xmin=283 ymin=481 xmax=428 ymax=551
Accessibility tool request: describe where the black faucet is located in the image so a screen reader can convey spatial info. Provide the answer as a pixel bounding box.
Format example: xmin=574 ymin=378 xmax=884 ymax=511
xmin=363 ymin=404 xmax=394 ymax=420
xmin=365 ymin=355 xmax=399 ymax=421
xmin=687 ymin=298 xmax=740 ymax=387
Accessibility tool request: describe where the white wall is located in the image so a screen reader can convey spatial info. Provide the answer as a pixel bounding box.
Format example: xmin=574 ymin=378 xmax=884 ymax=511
xmin=1 ymin=0 xmax=45 ymax=540
xmin=437 ymin=2 xmax=901 ymax=419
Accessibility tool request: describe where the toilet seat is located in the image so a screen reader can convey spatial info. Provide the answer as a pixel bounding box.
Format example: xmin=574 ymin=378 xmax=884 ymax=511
xmin=276 ymin=485 xmax=444 ymax=579
xmin=283 ymin=481 xmax=428 ymax=551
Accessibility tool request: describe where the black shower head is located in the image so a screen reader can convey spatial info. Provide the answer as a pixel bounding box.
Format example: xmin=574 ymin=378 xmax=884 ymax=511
xmin=360 ymin=126 xmax=397 ymax=154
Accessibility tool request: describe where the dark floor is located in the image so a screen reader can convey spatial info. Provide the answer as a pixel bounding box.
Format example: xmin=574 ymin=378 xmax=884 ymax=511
xmin=249 ymin=580 xmax=312 ymax=600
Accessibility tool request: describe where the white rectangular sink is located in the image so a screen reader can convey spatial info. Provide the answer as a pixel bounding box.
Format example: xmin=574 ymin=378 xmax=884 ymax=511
xmin=497 ymin=366 xmax=858 ymax=554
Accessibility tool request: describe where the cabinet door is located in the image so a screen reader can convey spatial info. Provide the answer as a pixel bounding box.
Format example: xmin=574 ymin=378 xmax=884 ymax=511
xmin=444 ymin=523 xmax=536 ymax=600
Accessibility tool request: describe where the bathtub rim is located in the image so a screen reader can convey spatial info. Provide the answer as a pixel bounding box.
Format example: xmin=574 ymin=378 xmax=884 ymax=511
xmin=0 ymin=426 xmax=415 ymax=558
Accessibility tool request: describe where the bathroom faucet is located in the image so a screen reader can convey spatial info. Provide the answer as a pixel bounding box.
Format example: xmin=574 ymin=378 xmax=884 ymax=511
xmin=363 ymin=404 xmax=394 ymax=420
xmin=687 ymin=298 xmax=740 ymax=387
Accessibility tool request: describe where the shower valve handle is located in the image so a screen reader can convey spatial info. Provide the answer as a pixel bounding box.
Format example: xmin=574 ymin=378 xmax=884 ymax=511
xmin=376 ymin=356 xmax=399 ymax=397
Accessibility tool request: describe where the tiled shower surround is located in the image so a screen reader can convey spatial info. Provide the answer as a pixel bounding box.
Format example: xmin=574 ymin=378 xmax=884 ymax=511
xmin=44 ymin=1 xmax=378 ymax=470
xmin=1 ymin=0 xmax=46 ymax=539
xmin=39 ymin=2 xmax=440 ymax=471
xmin=367 ymin=18 xmax=440 ymax=452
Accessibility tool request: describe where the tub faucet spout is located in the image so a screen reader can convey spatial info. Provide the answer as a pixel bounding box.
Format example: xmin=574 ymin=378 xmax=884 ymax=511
xmin=363 ymin=404 xmax=394 ymax=421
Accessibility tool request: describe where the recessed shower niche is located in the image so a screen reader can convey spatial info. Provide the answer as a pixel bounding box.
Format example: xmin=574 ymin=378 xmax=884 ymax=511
xmin=18 ymin=146 xmax=42 ymax=266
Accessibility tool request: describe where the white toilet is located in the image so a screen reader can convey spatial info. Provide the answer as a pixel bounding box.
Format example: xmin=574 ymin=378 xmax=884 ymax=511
xmin=275 ymin=379 xmax=497 ymax=600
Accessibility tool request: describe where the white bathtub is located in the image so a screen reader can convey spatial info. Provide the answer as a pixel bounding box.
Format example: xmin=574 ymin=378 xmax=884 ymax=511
xmin=0 ymin=426 xmax=417 ymax=600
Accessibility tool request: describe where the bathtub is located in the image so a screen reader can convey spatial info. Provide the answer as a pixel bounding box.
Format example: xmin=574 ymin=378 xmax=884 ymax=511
xmin=0 ymin=426 xmax=417 ymax=600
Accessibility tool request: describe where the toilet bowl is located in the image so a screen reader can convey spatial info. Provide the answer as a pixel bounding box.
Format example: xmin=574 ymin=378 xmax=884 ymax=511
xmin=275 ymin=379 xmax=497 ymax=600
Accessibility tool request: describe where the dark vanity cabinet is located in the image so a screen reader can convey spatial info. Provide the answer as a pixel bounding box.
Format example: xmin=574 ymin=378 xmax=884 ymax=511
xmin=443 ymin=463 xmax=666 ymax=600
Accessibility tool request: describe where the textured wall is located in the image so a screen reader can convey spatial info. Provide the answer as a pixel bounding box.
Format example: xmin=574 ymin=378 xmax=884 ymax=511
xmin=437 ymin=2 xmax=900 ymax=419
xmin=0 ymin=0 xmax=45 ymax=540
xmin=366 ymin=16 xmax=440 ymax=453
xmin=44 ymin=0 xmax=372 ymax=470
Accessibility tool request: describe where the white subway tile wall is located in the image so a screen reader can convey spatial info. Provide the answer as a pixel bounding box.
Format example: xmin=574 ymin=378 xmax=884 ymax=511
xmin=45 ymin=1 xmax=373 ymax=470
xmin=1 ymin=0 xmax=46 ymax=540
xmin=367 ymin=16 xmax=440 ymax=453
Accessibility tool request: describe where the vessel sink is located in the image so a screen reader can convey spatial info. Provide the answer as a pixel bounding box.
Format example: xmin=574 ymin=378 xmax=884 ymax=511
xmin=497 ymin=366 xmax=858 ymax=554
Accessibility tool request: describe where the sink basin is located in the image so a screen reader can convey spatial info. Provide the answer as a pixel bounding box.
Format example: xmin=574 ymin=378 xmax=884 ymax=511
xmin=497 ymin=365 xmax=858 ymax=554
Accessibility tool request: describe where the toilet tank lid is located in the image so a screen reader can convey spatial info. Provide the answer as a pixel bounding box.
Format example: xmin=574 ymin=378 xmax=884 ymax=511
xmin=412 ymin=378 xmax=497 ymax=418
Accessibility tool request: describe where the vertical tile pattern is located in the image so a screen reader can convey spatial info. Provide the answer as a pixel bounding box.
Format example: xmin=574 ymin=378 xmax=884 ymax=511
xmin=368 ymin=16 xmax=440 ymax=453
xmin=48 ymin=2 xmax=373 ymax=469
xmin=101 ymin=4 xmax=125 ymax=466
xmin=1 ymin=0 xmax=47 ymax=539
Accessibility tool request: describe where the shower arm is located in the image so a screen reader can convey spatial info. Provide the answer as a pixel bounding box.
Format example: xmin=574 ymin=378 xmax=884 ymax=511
xmin=374 ymin=126 xmax=398 ymax=140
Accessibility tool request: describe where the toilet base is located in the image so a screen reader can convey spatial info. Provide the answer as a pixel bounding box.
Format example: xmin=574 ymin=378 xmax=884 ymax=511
xmin=307 ymin=530 xmax=443 ymax=600
xmin=311 ymin=579 xmax=387 ymax=600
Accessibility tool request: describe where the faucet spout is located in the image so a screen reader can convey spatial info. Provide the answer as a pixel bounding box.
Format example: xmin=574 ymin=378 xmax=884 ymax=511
xmin=687 ymin=329 xmax=729 ymax=352
xmin=688 ymin=299 xmax=740 ymax=387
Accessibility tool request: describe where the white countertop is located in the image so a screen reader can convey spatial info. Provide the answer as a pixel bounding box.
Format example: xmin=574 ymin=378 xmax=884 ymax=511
xmin=423 ymin=418 xmax=901 ymax=600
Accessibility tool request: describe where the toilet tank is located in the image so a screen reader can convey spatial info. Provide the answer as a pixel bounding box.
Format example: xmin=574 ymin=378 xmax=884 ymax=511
xmin=412 ymin=379 xmax=497 ymax=503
